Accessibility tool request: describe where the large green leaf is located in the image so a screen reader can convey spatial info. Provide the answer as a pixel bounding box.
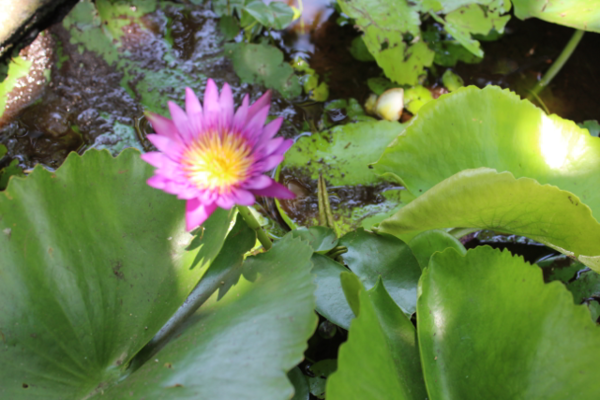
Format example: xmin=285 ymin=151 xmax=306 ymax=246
xmin=339 ymin=229 xmax=422 ymax=315
xmin=127 ymin=212 xmax=257 ymax=371
xmin=374 ymin=86 xmax=600 ymax=218
xmin=327 ymin=274 xmax=427 ymax=400
xmin=0 ymin=149 xmax=232 ymax=399
xmin=289 ymin=226 xmax=338 ymax=254
xmin=408 ymin=230 xmax=466 ymax=270
xmin=96 ymin=234 xmax=318 ymax=399
xmin=419 ymin=246 xmax=600 ymax=399
xmin=378 ymin=168 xmax=600 ymax=272
xmin=513 ymin=0 xmax=600 ymax=32
xmin=278 ymin=120 xmax=408 ymax=234
xmin=312 ymin=254 xmax=355 ymax=329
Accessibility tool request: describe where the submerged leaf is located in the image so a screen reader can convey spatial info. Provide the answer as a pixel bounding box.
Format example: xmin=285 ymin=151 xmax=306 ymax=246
xmin=278 ymin=120 xmax=408 ymax=233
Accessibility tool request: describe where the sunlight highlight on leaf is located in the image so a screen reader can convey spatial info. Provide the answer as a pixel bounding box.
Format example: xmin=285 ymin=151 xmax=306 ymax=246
xmin=539 ymin=114 xmax=589 ymax=171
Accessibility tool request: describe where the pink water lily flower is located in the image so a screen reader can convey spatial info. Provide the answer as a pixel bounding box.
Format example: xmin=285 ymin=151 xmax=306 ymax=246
xmin=141 ymin=79 xmax=295 ymax=231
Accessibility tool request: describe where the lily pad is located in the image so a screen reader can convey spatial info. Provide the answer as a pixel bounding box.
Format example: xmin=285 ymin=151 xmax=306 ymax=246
xmin=0 ymin=148 xmax=232 ymax=399
xmin=307 ymin=359 xmax=337 ymax=399
xmin=566 ymin=269 xmax=600 ymax=304
xmin=337 ymin=0 xmax=433 ymax=85
xmin=224 ymin=42 xmax=301 ymax=99
xmin=290 ymin=226 xmax=338 ymax=254
xmin=311 ymin=254 xmax=355 ymax=329
xmin=278 ymin=120 xmax=408 ymax=234
xmin=326 ymin=274 xmax=427 ymax=400
xmin=0 ymin=159 xmax=25 ymax=190
xmin=0 ymin=55 xmax=32 ymax=118
xmin=419 ymin=246 xmax=600 ymax=399
xmin=339 ymin=229 xmax=422 ymax=315
xmin=375 ymin=86 xmax=600 ymax=218
xmin=288 ymin=367 xmax=310 ymax=400
xmin=408 ymin=229 xmax=466 ymax=270
xmin=538 ymin=254 xmax=585 ymax=284
xmin=513 ymin=0 xmax=600 ymax=32
xmin=95 ymin=234 xmax=318 ymax=399
xmin=378 ymin=168 xmax=600 ymax=273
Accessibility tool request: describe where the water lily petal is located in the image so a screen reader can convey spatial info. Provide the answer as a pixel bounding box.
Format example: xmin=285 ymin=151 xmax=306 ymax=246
xmin=146 ymin=112 xmax=182 ymax=143
xmin=252 ymin=181 xmax=296 ymax=199
xmin=216 ymin=195 xmax=235 ymax=209
xmin=233 ymin=95 xmax=250 ymax=131
xmin=203 ymin=78 xmax=221 ymax=125
xmin=147 ymin=175 xmax=168 ymax=190
xmin=247 ymin=90 xmax=271 ymax=121
xmin=168 ymin=101 xmax=194 ymax=143
xmin=185 ymin=87 xmax=203 ymax=135
xmin=219 ymin=83 xmax=234 ymax=125
xmin=256 ymin=137 xmax=284 ymax=157
xmin=147 ymin=134 xmax=184 ymax=159
xmin=176 ymin=185 xmax=201 ymax=200
xmin=244 ymin=106 xmax=270 ymax=139
xmin=140 ymin=152 xmax=172 ymax=169
xmin=147 ymin=176 xmax=185 ymax=195
xmin=231 ymin=189 xmax=256 ymax=206
xmin=243 ymin=175 xmax=272 ymax=190
xmin=257 ymin=154 xmax=285 ymax=172
xmin=270 ymin=138 xmax=294 ymax=156
xmin=259 ymin=117 xmax=283 ymax=142
xmin=185 ymin=87 xmax=202 ymax=115
xmin=186 ymin=199 xmax=217 ymax=231
xmin=200 ymin=190 xmax=218 ymax=203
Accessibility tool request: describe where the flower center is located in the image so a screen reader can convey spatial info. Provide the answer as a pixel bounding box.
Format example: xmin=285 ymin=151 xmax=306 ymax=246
xmin=181 ymin=131 xmax=253 ymax=193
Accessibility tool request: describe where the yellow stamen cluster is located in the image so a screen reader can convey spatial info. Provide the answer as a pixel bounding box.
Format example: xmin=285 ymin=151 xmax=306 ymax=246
xmin=181 ymin=131 xmax=253 ymax=193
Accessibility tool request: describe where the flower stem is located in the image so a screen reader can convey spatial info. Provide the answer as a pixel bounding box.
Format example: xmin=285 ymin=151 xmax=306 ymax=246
xmin=237 ymin=205 xmax=272 ymax=250
xmin=529 ymin=29 xmax=584 ymax=98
